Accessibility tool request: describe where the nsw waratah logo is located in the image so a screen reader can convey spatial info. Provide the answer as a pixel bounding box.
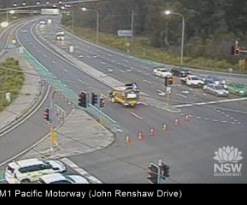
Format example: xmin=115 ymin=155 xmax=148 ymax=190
xmin=214 ymin=146 xmax=243 ymax=177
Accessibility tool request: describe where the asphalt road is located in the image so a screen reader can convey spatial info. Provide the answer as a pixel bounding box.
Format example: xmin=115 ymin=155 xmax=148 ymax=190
xmin=7 ymin=16 xmax=247 ymax=183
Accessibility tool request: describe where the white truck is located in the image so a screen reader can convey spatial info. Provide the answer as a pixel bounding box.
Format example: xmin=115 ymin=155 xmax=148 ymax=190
xmin=180 ymin=75 xmax=204 ymax=87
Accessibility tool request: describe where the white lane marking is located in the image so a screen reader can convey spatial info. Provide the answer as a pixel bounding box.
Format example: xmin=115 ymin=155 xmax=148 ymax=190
xmin=225 ymin=114 xmax=230 ymax=117
xmin=63 ymin=69 xmax=68 ymax=73
xmin=131 ymin=112 xmax=143 ymax=120
xmin=143 ymin=79 xmax=152 ymax=84
xmin=78 ymin=55 xmax=84 ymax=58
xmin=100 ymin=94 xmax=107 ymax=98
xmin=174 ymin=97 xmax=247 ymax=108
xmin=117 ymin=63 xmax=121 ymax=65
xmin=119 ymin=70 xmax=126 ymax=73
xmin=43 ymin=54 xmax=47 ymax=57
xmin=221 ymin=121 xmax=228 ymax=123
xmin=144 ymin=67 xmax=149 ymax=70
xmin=182 ymin=91 xmax=189 ymax=94
xmin=111 ymin=60 xmax=115 ymax=63
xmin=196 ymin=116 xmax=201 ymax=119
xmin=77 ymin=79 xmax=84 ymax=84
xmin=145 ymin=73 xmax=151 ymax=76
xmin=141 ymin=101 xmax=148 ymax=106
xmin=203 ymin=93 xmax=207 ymax=96
xmin=126 ymin=69 xmax=132 ymax=72
xmin=123 ymin=59 xmax=129 ymax=63
xmin=204 ymin=118 xmax=209 ymax=120
xmin=231 ymin=122 xmax=237 ymax=124
xmin=176 ymin=93 xmax=188 ymax=99
xmin=177 ymin=84 xmax=181 ymax=87
xmin=108 ymin=54 xmax=112 ymax=57
xmin=61 ymin=158 xmax=102 ymax=184
xmin=52 ymin=61 xmax=56 ymax=64
xmin=213 ymin=119 xmax=218 ymax=122
xmin=234 ymin=119 xmax=238 ymax=122
xmin=101 ymin=62 xmax=106 ymax=65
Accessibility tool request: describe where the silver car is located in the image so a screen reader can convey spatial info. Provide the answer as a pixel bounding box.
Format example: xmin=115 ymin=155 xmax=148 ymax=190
xmin=204 ymin=84 xmax=229 ymax=97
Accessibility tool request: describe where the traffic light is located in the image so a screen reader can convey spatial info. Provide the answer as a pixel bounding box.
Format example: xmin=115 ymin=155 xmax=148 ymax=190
xmin=92 ymin=93 xmax=98 ymax=106
xmin=44 ymin=108 xmax=50 ymax=122
xmin=161 ymin=163 xmax=170 ymax=178
xmin=164 ymin=76 xmax=168 ymax=87
xmin=168 ymin=76 xmax=173 ymax=85
xmin=99 ymin=97 xmax=105 ymax=108
xmin=147 ymin=163 xmax=159 ymax=184
xmin=78 ymin=91 xmax=87 ymax=108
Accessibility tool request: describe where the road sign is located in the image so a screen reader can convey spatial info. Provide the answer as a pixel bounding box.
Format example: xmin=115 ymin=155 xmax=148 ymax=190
xmin=117 ymin=30 xmax=133 ymax=37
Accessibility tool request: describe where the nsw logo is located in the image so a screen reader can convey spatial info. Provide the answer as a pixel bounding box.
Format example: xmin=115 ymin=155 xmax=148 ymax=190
xmin=214 ymin=146 xmax=243 ymax=176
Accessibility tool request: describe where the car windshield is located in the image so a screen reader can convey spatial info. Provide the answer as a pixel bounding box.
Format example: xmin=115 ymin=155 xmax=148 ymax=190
xmin=160 ymin=69 xmax=168 ymax=72
xmin=214 ymin=86 xmax=223 ymax=90
xmin=191 ymin=77 xmax=199 ymax=80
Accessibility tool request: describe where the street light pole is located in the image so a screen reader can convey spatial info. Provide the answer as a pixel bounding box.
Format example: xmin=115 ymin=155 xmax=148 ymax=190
xmin=130 ymin=10 xmax=135 ymax=43
xmin=165 ymin=11 xmax=185 ymax=66
xmin=82 ymin=7 xmax=99 ymax=44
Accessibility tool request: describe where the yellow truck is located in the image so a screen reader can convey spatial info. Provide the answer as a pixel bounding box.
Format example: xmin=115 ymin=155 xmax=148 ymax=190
xmin=109 ymin=84 xmax=139 ymax=108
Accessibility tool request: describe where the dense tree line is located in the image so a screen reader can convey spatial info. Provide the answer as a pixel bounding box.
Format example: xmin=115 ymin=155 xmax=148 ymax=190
xmin=67 ymin=0 xmax=247 ymax=62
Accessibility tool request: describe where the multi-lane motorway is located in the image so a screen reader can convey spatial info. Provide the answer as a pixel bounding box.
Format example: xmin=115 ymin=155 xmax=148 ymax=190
xmin=1 ymin=15 xmax=247 ymax=183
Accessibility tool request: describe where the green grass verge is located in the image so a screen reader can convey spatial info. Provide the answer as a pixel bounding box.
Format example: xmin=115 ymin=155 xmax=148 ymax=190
xmin=63 ymin=24 xmax=246 ymax=73
xmin=0 ymin=58 xmax=24 ymax=112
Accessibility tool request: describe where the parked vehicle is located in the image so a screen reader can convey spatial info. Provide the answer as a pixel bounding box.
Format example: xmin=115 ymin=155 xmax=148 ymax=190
xmin=227 ymin=83 xmax=247 ymax=96
xmin=171 ymin=67 xmax=191 ymax=77
xmin=5 ymin=158 xmax=66 ymax=184
xmin=153 ymin=67 xmax=172 ymax=78
xmin=203 ymin=75 xmax=227 ymax=89
xmin=180 ymin=75 xmax=204 ymax=87
xmin=203 ymin=84 xmax=229 ymax=97
xmin=39 ymin=173 xmax=89 ymax=184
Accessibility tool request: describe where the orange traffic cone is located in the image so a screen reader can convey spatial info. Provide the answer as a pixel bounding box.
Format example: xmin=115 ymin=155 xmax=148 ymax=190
xmin=125 ymin=135 xmax=131 ymax=144
xmin=163 ymin=123 xmax=168 ymax=131
xmin=174 ymin=118 xmax=179 ymax=125
xmin=149 ymin=128 xmax=154 ymax=136
xmin=138 ymin=132 xmax=144 ymax=140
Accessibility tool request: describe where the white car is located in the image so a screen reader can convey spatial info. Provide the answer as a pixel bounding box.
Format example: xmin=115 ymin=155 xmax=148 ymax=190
xmin=39 ymin=20 xmax=46 ymax=25
xmin=39 ymin=173 xmax=89 ymax=184
xmin=5 ymin=158 xmax=66 ymax=184
xmin=153 ymin=67 xmax=172 ymax=78
xmin=181 ymin=75 xmax=204 ymax=87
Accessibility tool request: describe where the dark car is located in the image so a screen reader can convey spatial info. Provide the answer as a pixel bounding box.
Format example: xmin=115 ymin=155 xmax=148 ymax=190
xmin=171 ymin=67 xmax=191 ymax=77
xmin=202 ymin=75 xmax=227 ymax=89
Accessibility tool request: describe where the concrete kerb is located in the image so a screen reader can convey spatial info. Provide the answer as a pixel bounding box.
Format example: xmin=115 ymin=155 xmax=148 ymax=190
xmin=0 ymin=50 xmax=46 ymax=135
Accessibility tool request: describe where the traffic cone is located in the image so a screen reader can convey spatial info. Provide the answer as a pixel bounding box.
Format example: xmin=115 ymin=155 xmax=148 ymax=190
xmin=163 ymin=123 xmax=168 ymax=131
xmin=138 ymin=132 xmax=144 ymax=140
xmin=174 ymin=118 xmax=179 ymax=125
xmin=125 ymin=135 xmax=131 ymax=144
xmin=149 ymin=128 xmax=154 ymax=136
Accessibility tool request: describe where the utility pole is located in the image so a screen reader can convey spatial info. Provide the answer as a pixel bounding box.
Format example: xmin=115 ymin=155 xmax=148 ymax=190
xmin=130 ymin=10 xmax=135 ymax=44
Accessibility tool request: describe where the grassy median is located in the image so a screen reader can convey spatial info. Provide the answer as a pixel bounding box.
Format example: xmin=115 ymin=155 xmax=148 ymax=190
xmin=62 ymin=25 xmax=243 ymax=73
xmin=0 ymin=58 xmax=24 ymax=112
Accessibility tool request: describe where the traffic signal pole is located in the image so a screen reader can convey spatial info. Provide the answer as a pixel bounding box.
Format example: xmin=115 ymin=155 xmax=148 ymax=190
xmin=50 ymin=90 xmax=57 ymax=152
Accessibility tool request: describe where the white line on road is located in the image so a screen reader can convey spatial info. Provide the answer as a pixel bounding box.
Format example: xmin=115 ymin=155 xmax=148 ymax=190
xmin=52 ymin=61 xmax=56 ymax=64
xmin=174 ymin=97 xmax=247 ymax=108
xmin=108 ymin=54 xmax=112 ymax=57
xmin=204 ymin=118 xmax=209 ymax=120
xmin=43 ymin=54 xmax=47 ymax=57
xmin=177 ymin=84 xmax=181 ymax=87
xmin=143 ymin=79 xmax=152 ymax=84
xmin=78 ymin=79 xmax=84 ymax=84
xmin=63 ymin=69 xmax=68 ymax=73
xmin=221 ymin=121 xmax=228 ymax=123
xmin=196 ymin=116 xmax=201 ymax=119
xmin=123 ymin=59 xmax=129 ymax=63
xmin=145 ymin=73 xmax=151 ymax=76
xmin=176 ymin=93 xmax=188 ymax=99
xmin=61 ymin=158 xmax=102 ymax=184
xmin=231 ymin=122 xmax=237 ymax=124
xmin=100 ymin=94 xmax=107 ymax=98
xmin=119 ymin=70 xmax=126 ymax=73
xmin=131 ymin=112 xmax=143 ymax=120
xmin=111 ymin=60 xmax=115 ymax=63
xmin=213 ymin=119 xmax=218 ymax=122
xmin=101 ymin=62 xmax=106 ymax=65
